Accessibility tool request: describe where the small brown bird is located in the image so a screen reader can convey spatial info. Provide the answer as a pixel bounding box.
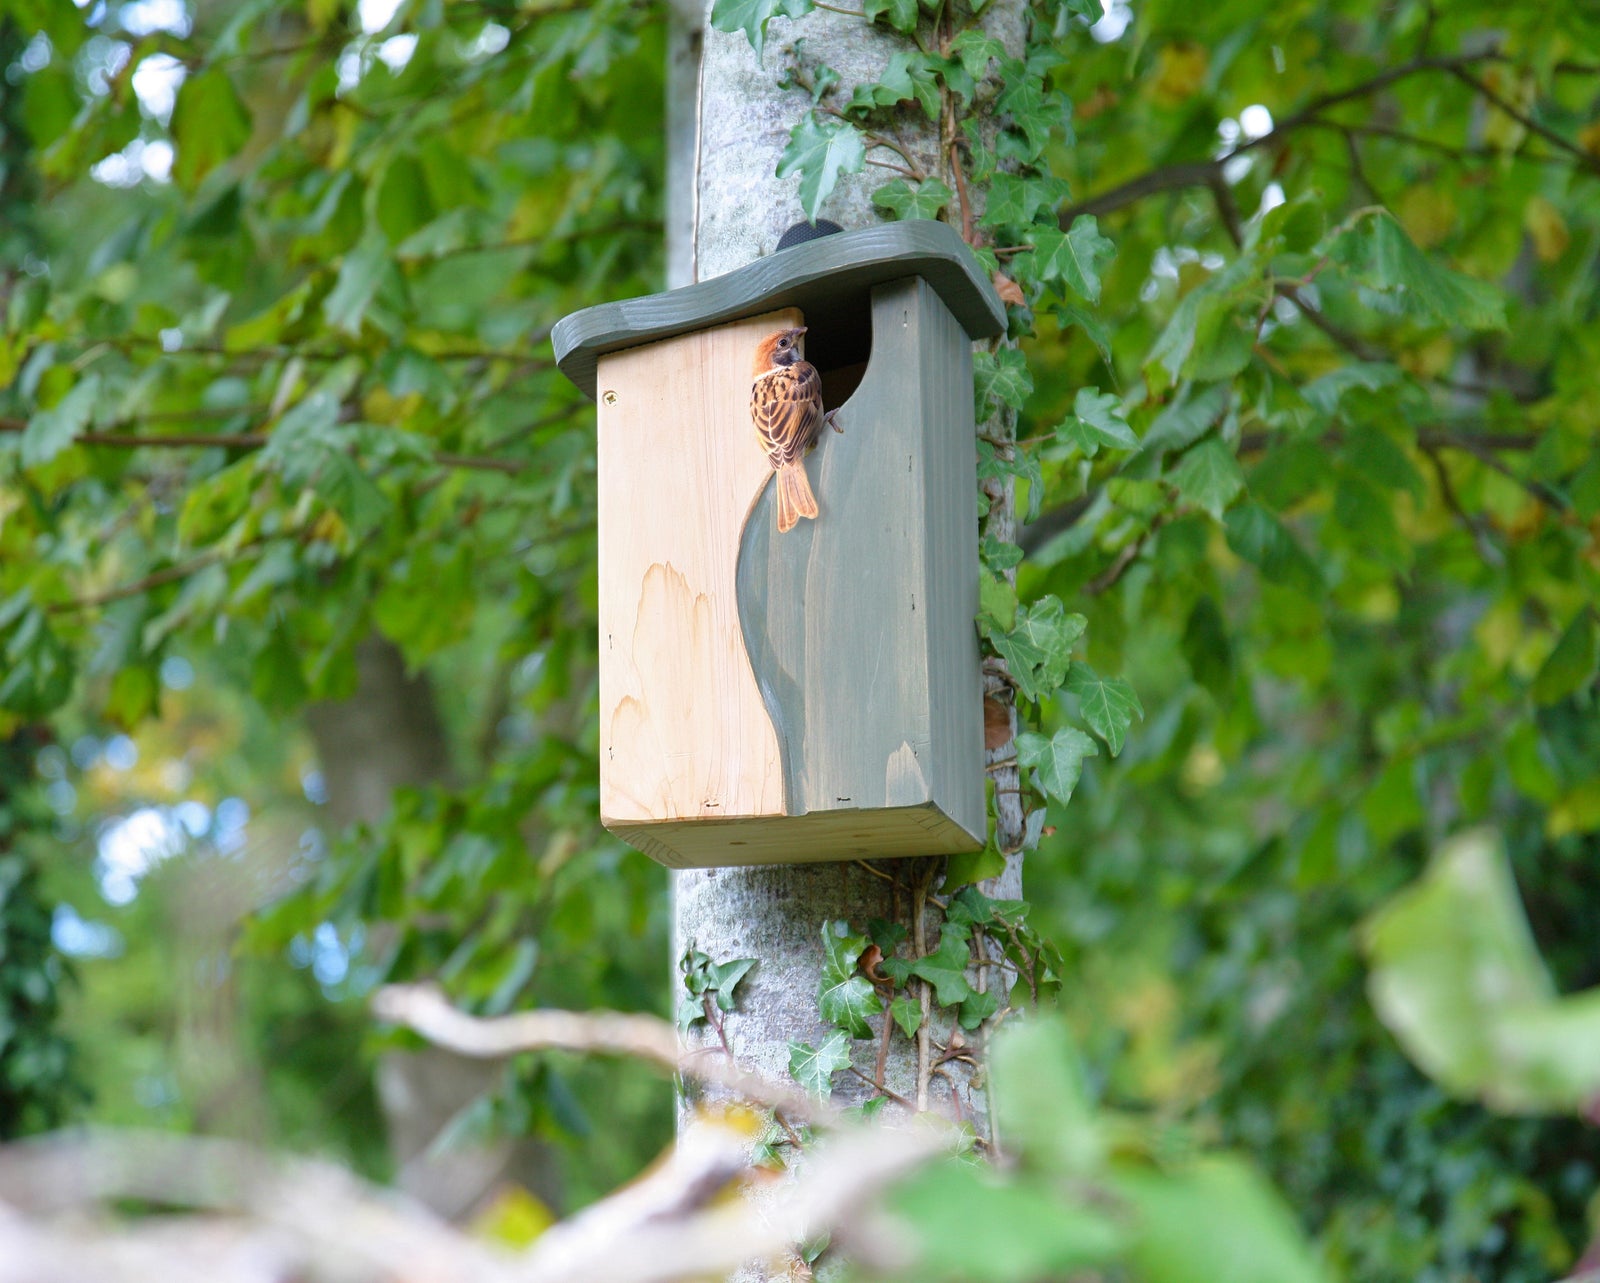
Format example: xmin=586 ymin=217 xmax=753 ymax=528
xmin=751 ymin=326 xmax=826 ymax=533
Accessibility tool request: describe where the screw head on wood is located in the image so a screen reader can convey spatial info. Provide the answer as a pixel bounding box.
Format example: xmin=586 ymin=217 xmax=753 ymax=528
xmin=603 ymin=390 xmax=618 ymax=404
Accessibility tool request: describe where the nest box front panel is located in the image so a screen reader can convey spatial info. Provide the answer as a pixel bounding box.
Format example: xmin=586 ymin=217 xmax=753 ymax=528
xmin=596 ymin=308 xmax=799 ymax=829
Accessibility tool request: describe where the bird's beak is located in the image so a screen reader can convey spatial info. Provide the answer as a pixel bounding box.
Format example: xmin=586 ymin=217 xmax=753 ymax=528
xmin=794 ymin=327 xmax=808 ymax=336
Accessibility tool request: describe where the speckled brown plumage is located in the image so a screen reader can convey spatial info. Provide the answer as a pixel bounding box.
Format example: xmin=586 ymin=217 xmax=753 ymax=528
xmin=751 ymin=326 xmax=824 ymax=533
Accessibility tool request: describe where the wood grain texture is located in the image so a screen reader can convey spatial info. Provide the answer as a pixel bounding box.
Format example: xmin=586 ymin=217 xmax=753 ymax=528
xmin=553 ymin=222 xmax=1005 ymax=402
xmin=735 ymin=277 xmax=986 ymax=856
xmin=611 ymin=805 xmax=980 ymax=870
xmin=596 ymin=310 xmax=800 ymax=829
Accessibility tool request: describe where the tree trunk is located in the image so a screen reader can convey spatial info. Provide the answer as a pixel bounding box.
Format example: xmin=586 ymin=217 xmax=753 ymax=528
xmin=674 ymin=0 xmax=1027 ymax=1162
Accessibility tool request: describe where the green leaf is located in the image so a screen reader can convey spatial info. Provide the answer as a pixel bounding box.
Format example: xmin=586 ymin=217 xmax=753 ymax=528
xmin=1055 ymin=386 xmax=1136 ymax=458
xmin=1531 ymin=609 xmax=1597 ymax=706
xmin=1223 ymin=503 xmax=1323 ymax=596
xmin=710 ymin=0 xmax=814 ymax=59
xmin=979 ymin=572 xmax=1018 ymax=634
xmin=1170 ymin=439 xmax=1246 ymax=519
xmin=889 ymin=1161 xmax=1124 ymax=1281
xmin=170 ymin=69 xmax=253 ymax=191
xmin=1067 ymin=665 xmax=1143 ymax=757
xmin=974 ymin=346 xmax=1033 ymax=414
xmin=1329 ymin=211 xmax=1506 ymax=331
xmin=995 ymin=58 xmax=1065 ymax=161
xmin=1016 ymin=727 xmax=1098 ymax=803
xmin=910 ymin=933 xmax=972 ymax=1006
xmin=943 ymin=844 xmax=1007 ymax=889
xmin=789 ymin=1029 xmax=851 ymax=1095
xmin=708 ymin=956 xmax=757 ymax=1012
xmin=848 ymin=51 xmax=940 ymax=119
xmin=872 ymin=177 xmax=953 ymax=221
xmin=958 ymin=987 xmax=1000 ymax=1029
xmin=980 ymin=173 xmax=1071 ymax=228
xmin=863 ymin=0 xmax=918 ymax=30
xmin=992 ymin=597 xmax=1085 ymax=705
xmin=992 ymin=1020 xmax=1101 ymax=1176
xmin=1027 ymin=216 xmax=1114 ymax=302
xmin=1364 ymin=828 xmax=1600 ymax=1114
xmin=948 ymin=30 xmax=1007 ymax=83
xmin=1111 ymin=1156 xmax=1330 ymax=1283
xmin=777 ymin=114 xmax=866 ymax=222
xmin=1181 ymin=595 xmax=1233 ymax=698
xmin=890 ymin=992 xmax=922 ymax=1037
xmin=818 ymin=920 xmax=880 ymax=1038
xmin=20 ymin=374 xmax=98 ymax=468
xmin=324 ymin=229 xmax=392 ymax=336
xmin=981 ymin=533 xmax=1024 ymax=573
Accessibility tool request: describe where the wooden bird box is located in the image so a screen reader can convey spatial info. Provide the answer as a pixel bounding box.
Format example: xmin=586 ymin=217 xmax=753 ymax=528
xmin=553 ymin=222 xmax=1006 ymax=869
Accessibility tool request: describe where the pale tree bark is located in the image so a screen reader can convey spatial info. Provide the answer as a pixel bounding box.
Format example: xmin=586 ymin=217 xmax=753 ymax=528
xmin=672 ymin=0 xmax=1030 ymax=1181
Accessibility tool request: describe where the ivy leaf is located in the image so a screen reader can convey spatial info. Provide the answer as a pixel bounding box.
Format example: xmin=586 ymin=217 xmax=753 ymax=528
xmin=848 ymin=52 xmax=940 ymax=119
xmin=948 ymin=29 xmax=1007 ymax=82
xmin=910 ymin=933 xmax=973 ymax=1007
xmin=996 ymin=58 xmax=1065 ymax=160
xmin=1055 ymin=387 xmax=1136 ymax=458
xmin=709 ymin=0 xmax=814 ymax=60
xmin=818 ymin=920 xmax=880 ymax=1038
xmin=1053 ymin=301 xmax=1114 ymax=364
xmin=863 ymin=0 xmax=919 ymax=35
xmin=789 ymin=1029 xmax=851 ymax=1095
xmin=889 ymin=993 xmax=922 ymax=1037
xmin=1067 ymin=665 xmax=1143 ymax=757
xmin=777 ymin=114 xmax=866 ymax=222
xmin=1329 ymin=211 xmax=1506 ymax=331
xmin=1016 ymin=727 xmax=1098 ymax=803
xmin=992 ymin=597 xmax=1085 ymax=705
xmin=980 ymin=173 xmax=1071 ymax=228
xmin=708 ymin=956 xmax=757 ymax=1012
xmin=868 ymin=918 xmax=908 ymax=954
xmin=872 ymin=176 xmax=953 ymax=221
xmin=974 ymin=346 xmax=1033 ymax=414
xmin=979 ymin=572 xmax=1018 ymax=634
xmin=1171 ymin=438 xmax=1247 ymax=519
xmin=959 ymin=987 xmax=1001 ymax=1030
xmin=21 ymin=374 xmax=98 ymax=468
xmin=1027 ymin=216 xmax=1115 ymax=302
xmin=981 ymin=533 xmax=1024 ymax=572
xmin=171 ymin=69 xmax=252 ymax=191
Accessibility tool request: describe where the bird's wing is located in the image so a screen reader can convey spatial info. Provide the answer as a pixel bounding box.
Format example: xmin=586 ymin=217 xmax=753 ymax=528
xmin=750 ymin=363 xmax=823 ymax=468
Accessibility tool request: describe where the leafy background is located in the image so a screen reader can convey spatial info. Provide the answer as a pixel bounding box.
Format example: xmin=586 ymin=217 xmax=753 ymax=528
xmin=1 ymin=0 xmax=1599 ymax=1278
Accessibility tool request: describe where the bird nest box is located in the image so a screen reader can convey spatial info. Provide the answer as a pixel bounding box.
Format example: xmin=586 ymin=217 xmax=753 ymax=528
xmin=553 ymin=222 xmax=1006 ymax=869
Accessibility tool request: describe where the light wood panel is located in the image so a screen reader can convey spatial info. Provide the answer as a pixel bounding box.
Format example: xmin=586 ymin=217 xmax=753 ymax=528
xmin=596 ymin=309 xmax=800 ymax=828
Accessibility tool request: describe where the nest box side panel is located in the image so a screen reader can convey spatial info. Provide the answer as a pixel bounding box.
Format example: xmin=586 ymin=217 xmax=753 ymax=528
xmin=595 ymin=309 xmax=798 ymax=828
xmin=914 ymin=280 xmax=986 ymax=844
xmin=737 ymin=277 xmax=982 ymax=852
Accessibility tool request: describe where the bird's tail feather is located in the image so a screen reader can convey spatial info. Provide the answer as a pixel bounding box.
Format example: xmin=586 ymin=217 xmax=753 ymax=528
xmin=776 ymin=463 xmax=818 ymax=533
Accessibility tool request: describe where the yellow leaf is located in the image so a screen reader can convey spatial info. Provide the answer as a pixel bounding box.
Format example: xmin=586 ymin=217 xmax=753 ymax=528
xmin=1399 ymin=334 xmax=1454 ymax=379
xmin=1396 ymin=186 xmax=1455 ymax=250
xmin=1150 ymin=43 xmax=1208 ymax=107
xmin=1579 ymin=120 xmax=1600 ymax=159
xmin=1524 ymin=195 xmax=1569 ymax=263
xmin=468 ymin=1185 xmax=556 ymax=1249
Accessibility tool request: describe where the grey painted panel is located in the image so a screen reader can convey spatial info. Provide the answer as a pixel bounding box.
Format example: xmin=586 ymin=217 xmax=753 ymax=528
xmin=736 ymin=278 xmax=984 ymax=851
xmin=553 ymin=222 xmax=1006 ymax=401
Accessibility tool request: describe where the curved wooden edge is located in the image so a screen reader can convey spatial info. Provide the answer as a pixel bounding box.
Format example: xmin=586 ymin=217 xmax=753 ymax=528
xmin=552 ymin=222 xmax=1006 ymax=401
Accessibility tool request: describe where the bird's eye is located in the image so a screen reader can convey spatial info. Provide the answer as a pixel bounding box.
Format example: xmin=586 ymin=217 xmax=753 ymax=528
xmin=778 ymin=337 xmax=789 ymax=347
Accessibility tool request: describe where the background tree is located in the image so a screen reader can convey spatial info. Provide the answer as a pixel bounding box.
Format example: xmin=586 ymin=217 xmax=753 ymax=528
xmin=0 ymin=0 xmax=1597 ymax=1279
